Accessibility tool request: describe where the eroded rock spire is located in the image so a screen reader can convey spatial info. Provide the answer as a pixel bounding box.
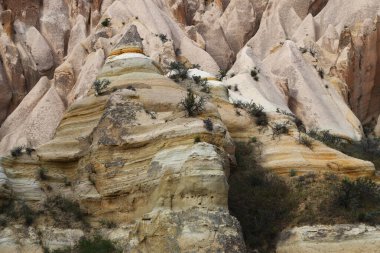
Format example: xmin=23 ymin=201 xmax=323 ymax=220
xmin=110 ymin=25 xmax=143 ymax=56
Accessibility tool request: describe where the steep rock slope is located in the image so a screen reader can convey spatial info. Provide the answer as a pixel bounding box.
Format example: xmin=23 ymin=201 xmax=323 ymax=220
xmin=0 ymin=26 xmax=245 ymax=252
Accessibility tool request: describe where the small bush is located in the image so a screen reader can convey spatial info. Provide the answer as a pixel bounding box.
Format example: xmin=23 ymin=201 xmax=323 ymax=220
xmin=64 ymin=177 xmax=72 ymax=187
xmin=101 ymin=18 xmax=111 ymax=27
xmin=245 ymin=102 xmax=265 ymax=117
xmin=179 ymin=89 xmax=205 ymax=117
xmin=25 ymin=147 xmax=35 ymax=156
xmin=307 ymin=129 xmax=343 ymax=149
xmin=229 ymin=143 xmax=297 ymax=252
xmin=192 ymin=75 xmax=201 ymax=84
xmin=298 ymin=135 xmax=313 ymax=149
xmin=77 ymin=235 xmax=121 ymax=253
xmin=100 ymin=219 xmax=117 ymax=229
xmin=37 ymin=167 xmax=48 ymax=181
xmin=256 ymin=114 xmax=268 ymax=127
xmin=299 ymin=47 xmax=308 ymax=54
xmin=233 ymin=85 xmax=239 ymax=92
xmin=158 ymin=33 xmax=168 ymax=43
xmin=45 ymin=196 xmax=85 ymax=222
xmin=10 ymin=146 xmax=23 ymax=157
xmin=127 ymin=85 xmax=136 ymax=91
xmin=217 ymin=69 xmax=227 ymax=81
xmin=169 ymin=61 xmax=188 ymax=81
xmin=250 ymin=137 xmax=257 ymax=143
xmin=192 ymin=64 xmax=201 ymax=69
xmin=199 ymin=79 xmax=210 ymax=93
xmin=93 ymin=79 xmax=111 ymax=96
xmin=334 ymin=177 xmax=380 ymax=210
xmin=289 ymin=169 xmax=297 ymax=177
xmin=318 ymin=68 xmax=324 ymax=79
xmin=203 ymin=118 xmax=213 ymax=132
xmin=272 ymin=122 xmax=290 ymax=138
xmin=194 ymin=136 xmax=201 ymax=143
xmin=250 ymin=67 xmax=260 ymax=81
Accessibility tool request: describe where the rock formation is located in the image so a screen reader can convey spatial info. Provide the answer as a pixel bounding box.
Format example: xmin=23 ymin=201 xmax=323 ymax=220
xmin=0 ymin=0 xmax=380 ymax=252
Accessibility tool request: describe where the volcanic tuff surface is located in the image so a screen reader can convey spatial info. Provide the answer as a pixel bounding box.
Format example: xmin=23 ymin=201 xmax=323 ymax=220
xmin=0 ymin=0 xmax=380 ymax=252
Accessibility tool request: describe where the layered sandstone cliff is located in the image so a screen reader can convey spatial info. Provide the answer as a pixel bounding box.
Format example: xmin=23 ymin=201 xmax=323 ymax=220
xmin=0 ymin=0 xmax=380 ymax=252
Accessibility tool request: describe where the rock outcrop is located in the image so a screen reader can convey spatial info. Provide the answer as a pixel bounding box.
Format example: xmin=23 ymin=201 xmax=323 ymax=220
xmin=277 ymin=224 xmax=380 ymax=253
xmin=1 ymin=1 xmax=380 ymax=252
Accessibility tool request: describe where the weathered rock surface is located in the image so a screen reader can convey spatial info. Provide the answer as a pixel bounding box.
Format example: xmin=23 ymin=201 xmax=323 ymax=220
xmin=277 ymin=224 xmax=380 ymax=253
xmin=1 ymin=1 xmax=380 ymax=252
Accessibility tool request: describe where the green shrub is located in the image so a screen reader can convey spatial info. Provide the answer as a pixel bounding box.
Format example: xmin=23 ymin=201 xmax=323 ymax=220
xmin=100 ymin=219 xmax=117 ymax=229
xmin=158 ymin=33 xmax=168 ymax=43
xmin=250 ymin=137 xmax=257 ymax=143
xmin=192 ymin=64 xmax=201 ymax=69
xmin=272 ymin=122 xmax=290 ymax=138
xmin=101 ymin=18 xmax=111 ymax=27
xmin=298 ymin=135 xmax=313 ymax=149
xmin=203 ymin=118 xmax=213 ymax=131
xmin=25 ymin=147 xmax=35 ymax=156
xmin=93 ymin=79 xmax=111 ymax=96
xmin=0 ymin=200 xmax=36 ymax=226
xmin=334 ymin=177 xmax=380 ymax=210
xmin=77 ymin=235 xmax=121 ymax=253
xmin=199 ymin=79 xmax=210 ymax=93
xmin=255 ymin=114 xmax=268 ymax=127
xmin=250 ymin=67 xmax=260 ymax=81
xmin=37 ymin=167 xmax=48 ymax=180
xmin=169 ymin=61 xmax=188 ymax=81
xmin=20 ymin=202 xmax=35 ymax=226
xmin=217 ymin=69 xmax=227 ymax=81
xmin=307 ymin=129 xmax=343 ymax=149
xmin=337 ymin=137 xmax=380 ymax=170
xmin=318 ymin=68 xmax=324 ymax=79
xmin=179 ymin=89 xmax=205 ymax=117
xmin=289 ymin=169 xmax=297 ymax=177
xmin=45 ymin=196 xmax=85 ymax=222
xmin=192 ymin=75 xmax=201 ymax=84
xmin=229 ymin=143 xmax=297 ymax=252
xmin=10 ymin=146 xmax=23 ymax=157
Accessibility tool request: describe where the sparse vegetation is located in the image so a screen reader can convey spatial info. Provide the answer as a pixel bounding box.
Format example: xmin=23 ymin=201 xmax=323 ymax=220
xmin=203 ymin=118 xmax=213 ymax=131
xmin=100 ymin=219 xmax=117 ymax=229
xmin=318 ymin=68 xmax=324 ymax=79
xmin=158 ymin=33 xmax=168 ymax=43
xmin=51 ymin=235 xmax=121 ymax=253
xmin=179 ymin=89 xmax=205 ymax=117
xmin=250 ymin=67 xmax=260 ymax=81
xmin=0 ymin=200 xmax=36 ymax=226
xmin=192 ymin=64 xmax=201 ymax=69
xmin=298 ymin=135 xmax=314 ymax=149
xmin=307 ymin=129 xmax=343 ymax=149
xmin=192 ymin=75 xmax=201 ymax=84
xmin=76 ymin=235 xmax=121 ymax=253
xmin=93 ymin=79 xmax=111 ymax=96
xmin=168 ymin=61 xmax=188 ymax=82
xmin=199 ymin=79 xmax=210 ymax=93
xmin=101 ymin=18 xmax=111 ymax=27
xmin=217 ymin=69 xmax=227 ymax=81
xmin=229 ymin=142 xmax=297 ymax=252
xmin=25 ymin=147 xmax=35 ymax=156
xmin=272 ymin=121 xmax=290 ymax=138
xmin=37 ymin=167 xmax=48 ymax=181
xmin=44 ymin=196 xmax=85 ymax=223
xmin=234 ymin=101 xmax=269 ymax=127
xmin=194 ymin=136 xmax=201 ymax=143
xmin=10 ymin=146 xmax=23 ymax=157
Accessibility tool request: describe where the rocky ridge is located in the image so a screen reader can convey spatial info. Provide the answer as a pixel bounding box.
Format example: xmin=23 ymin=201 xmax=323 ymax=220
xmin=0 ymin=0 xmax=380 ymax=252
